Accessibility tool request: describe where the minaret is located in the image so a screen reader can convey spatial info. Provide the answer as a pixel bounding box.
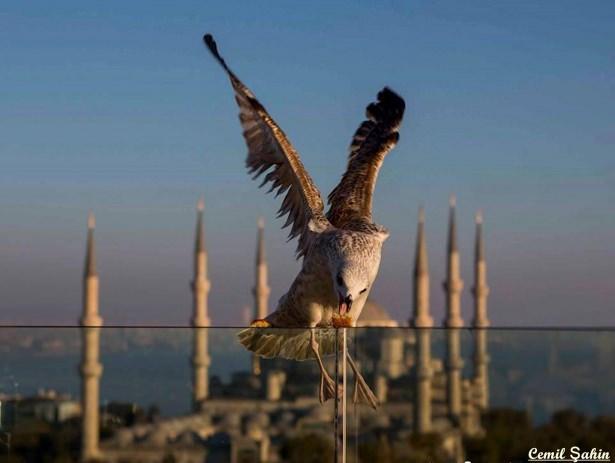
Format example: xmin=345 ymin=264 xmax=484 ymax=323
xmin=443 ymin=196 xmax=463 ymax=422
xmin=410 ymin=207 xmax=433 ymax=433
xmin=445 ymin=328 xmax=463 ymax=422
xmin=254 ymin=218 xmax=270 ymax=321
xmin=251 ymin=218 xmax=270 ymax=376
xmin=411 ymin=206 xmax=433 ymax=328
xmin=471 ymin=211 xmax=489 ymax=328
xmin=443 ymin=195 xmax=464 ymax=328
xmin=191 ymin=198 xmax=211 ymax=411
xmin=414 ymin=328 xmax=433 ymax=433
xmin=79 ymin=212 xmax=103 ymax=462
xmin=471 ymin=211 xmax=490 ymax=410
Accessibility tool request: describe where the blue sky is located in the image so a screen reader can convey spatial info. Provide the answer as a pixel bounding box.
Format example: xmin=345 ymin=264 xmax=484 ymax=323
xmin=1 ymin=1 xmax=614 ymax=326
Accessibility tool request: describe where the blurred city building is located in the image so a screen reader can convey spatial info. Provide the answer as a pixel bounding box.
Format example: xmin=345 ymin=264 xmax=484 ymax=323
xmin=72 ymin=198 xmax=491 ymax=462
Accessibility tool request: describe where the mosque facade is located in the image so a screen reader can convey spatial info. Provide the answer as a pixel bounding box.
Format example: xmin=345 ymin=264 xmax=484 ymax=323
xmin=79 ymin=198 xmax=490 ymax=463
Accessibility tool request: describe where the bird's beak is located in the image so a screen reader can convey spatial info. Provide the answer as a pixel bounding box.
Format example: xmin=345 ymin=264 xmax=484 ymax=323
xmin=338 ymin=295 xmax=352 ymax=315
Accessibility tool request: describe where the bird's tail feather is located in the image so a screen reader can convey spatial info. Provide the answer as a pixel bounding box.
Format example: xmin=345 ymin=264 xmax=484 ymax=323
xmin=237 ymin=327 xmax=339 ymax=361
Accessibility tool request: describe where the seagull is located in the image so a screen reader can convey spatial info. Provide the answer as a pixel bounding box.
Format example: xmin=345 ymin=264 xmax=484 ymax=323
xmin=203 ymin=34 xmax=405 ymax=409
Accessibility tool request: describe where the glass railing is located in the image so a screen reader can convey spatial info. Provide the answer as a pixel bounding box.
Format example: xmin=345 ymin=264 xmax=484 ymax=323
xmin=0 ymin=327 xmax=614 ymax=462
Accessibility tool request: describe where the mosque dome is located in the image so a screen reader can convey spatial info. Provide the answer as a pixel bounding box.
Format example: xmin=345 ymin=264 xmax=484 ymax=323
xmin=357 ymin=298 xmax=399 ymax=327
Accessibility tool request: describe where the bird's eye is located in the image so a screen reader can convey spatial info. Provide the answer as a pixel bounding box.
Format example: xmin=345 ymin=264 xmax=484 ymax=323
xmin=336 ymin=274 xmax=344 ymax=286
xmin=360 ymin=288 xmax=368 ymax=294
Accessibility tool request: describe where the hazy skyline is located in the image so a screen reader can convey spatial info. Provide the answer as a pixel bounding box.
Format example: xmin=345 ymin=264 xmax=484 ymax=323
xmin=1 ymin=1 xmax=614 ymax=326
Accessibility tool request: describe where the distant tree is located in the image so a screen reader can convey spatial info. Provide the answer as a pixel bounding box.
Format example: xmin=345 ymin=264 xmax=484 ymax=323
xmin=465 ymin=408 xmax=615 ymax=463
xmin=0 ymin=456 xmax=23 ymax=463
xmin=375 ymin=434 xmax=393 ymax=462
xmin=280 ymin=433 xmax=334 ymax=463
xmin=0 ymin=418 xmax=80 ymax=463
xmin=359 ymin=431 xmax=449 ymax=463
xmin=405 ymin=433 xmax=450 ymax=463
xmin=359 ymin=432 xmax=394 ymax=463
xmin=589 ymin=415 xmax=615 ymax=445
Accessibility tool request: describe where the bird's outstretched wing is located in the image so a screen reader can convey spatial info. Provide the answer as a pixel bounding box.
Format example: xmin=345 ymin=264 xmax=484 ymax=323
xmin=327 ymin=88 xmax=405 ymax=228
xmin=204 ymin=34 xmax=329 ymax=257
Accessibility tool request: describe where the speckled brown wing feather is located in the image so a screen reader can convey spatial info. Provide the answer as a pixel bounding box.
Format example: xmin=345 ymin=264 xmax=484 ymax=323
xmin=327 ymin=88 xmax=405 ymax=228
xmin=204 ymin=34 xmax=330 ymax=257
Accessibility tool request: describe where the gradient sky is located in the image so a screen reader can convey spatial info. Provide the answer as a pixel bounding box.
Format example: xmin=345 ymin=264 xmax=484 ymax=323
xmin=1 ymin=1 xmax=614 ymax=326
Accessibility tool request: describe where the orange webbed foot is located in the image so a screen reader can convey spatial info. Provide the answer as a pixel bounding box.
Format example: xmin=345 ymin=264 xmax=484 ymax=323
xmin=250 ymin=319 xmax=271 ymax=328
xmin=331 ymin=313 xmax=353 ymax=328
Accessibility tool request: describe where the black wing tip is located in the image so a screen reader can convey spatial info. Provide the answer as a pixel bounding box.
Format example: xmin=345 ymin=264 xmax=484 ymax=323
xmin=203 ymin=33 xmax=229 ymax=70
xmin=203 ymin=33 xmax=219 ymax=56
xmin=367 ymin=87 xmax=405 ymax=124
xmin=203 ymin=33 xmax=214 ymax=47
xmin=379 ymin=87 xmax=405 ymax=111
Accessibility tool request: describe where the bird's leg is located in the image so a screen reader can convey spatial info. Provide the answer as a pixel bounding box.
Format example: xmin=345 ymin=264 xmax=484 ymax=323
xmin=310 ymin=328 xmax=338 ymax=403
xmin=346 ymin=351 xmax=379 ymax=410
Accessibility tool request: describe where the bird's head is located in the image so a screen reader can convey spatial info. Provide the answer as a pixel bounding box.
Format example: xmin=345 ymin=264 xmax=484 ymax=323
xmin=333 ymin=266 xmax=370 ymax=316
xmin=327 ymin=235 xmax=384 ymax=317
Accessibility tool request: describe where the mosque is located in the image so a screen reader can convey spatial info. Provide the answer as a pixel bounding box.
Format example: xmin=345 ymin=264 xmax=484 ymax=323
xmin=78 ymin=196 xmax=490 ymax=463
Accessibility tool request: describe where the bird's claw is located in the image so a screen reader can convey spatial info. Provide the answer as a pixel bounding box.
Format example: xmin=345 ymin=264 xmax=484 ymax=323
xmin=352 ymin=374 xmax=379 ymax=410
xmin=319 ymin=373 xmax=342 ymax=404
